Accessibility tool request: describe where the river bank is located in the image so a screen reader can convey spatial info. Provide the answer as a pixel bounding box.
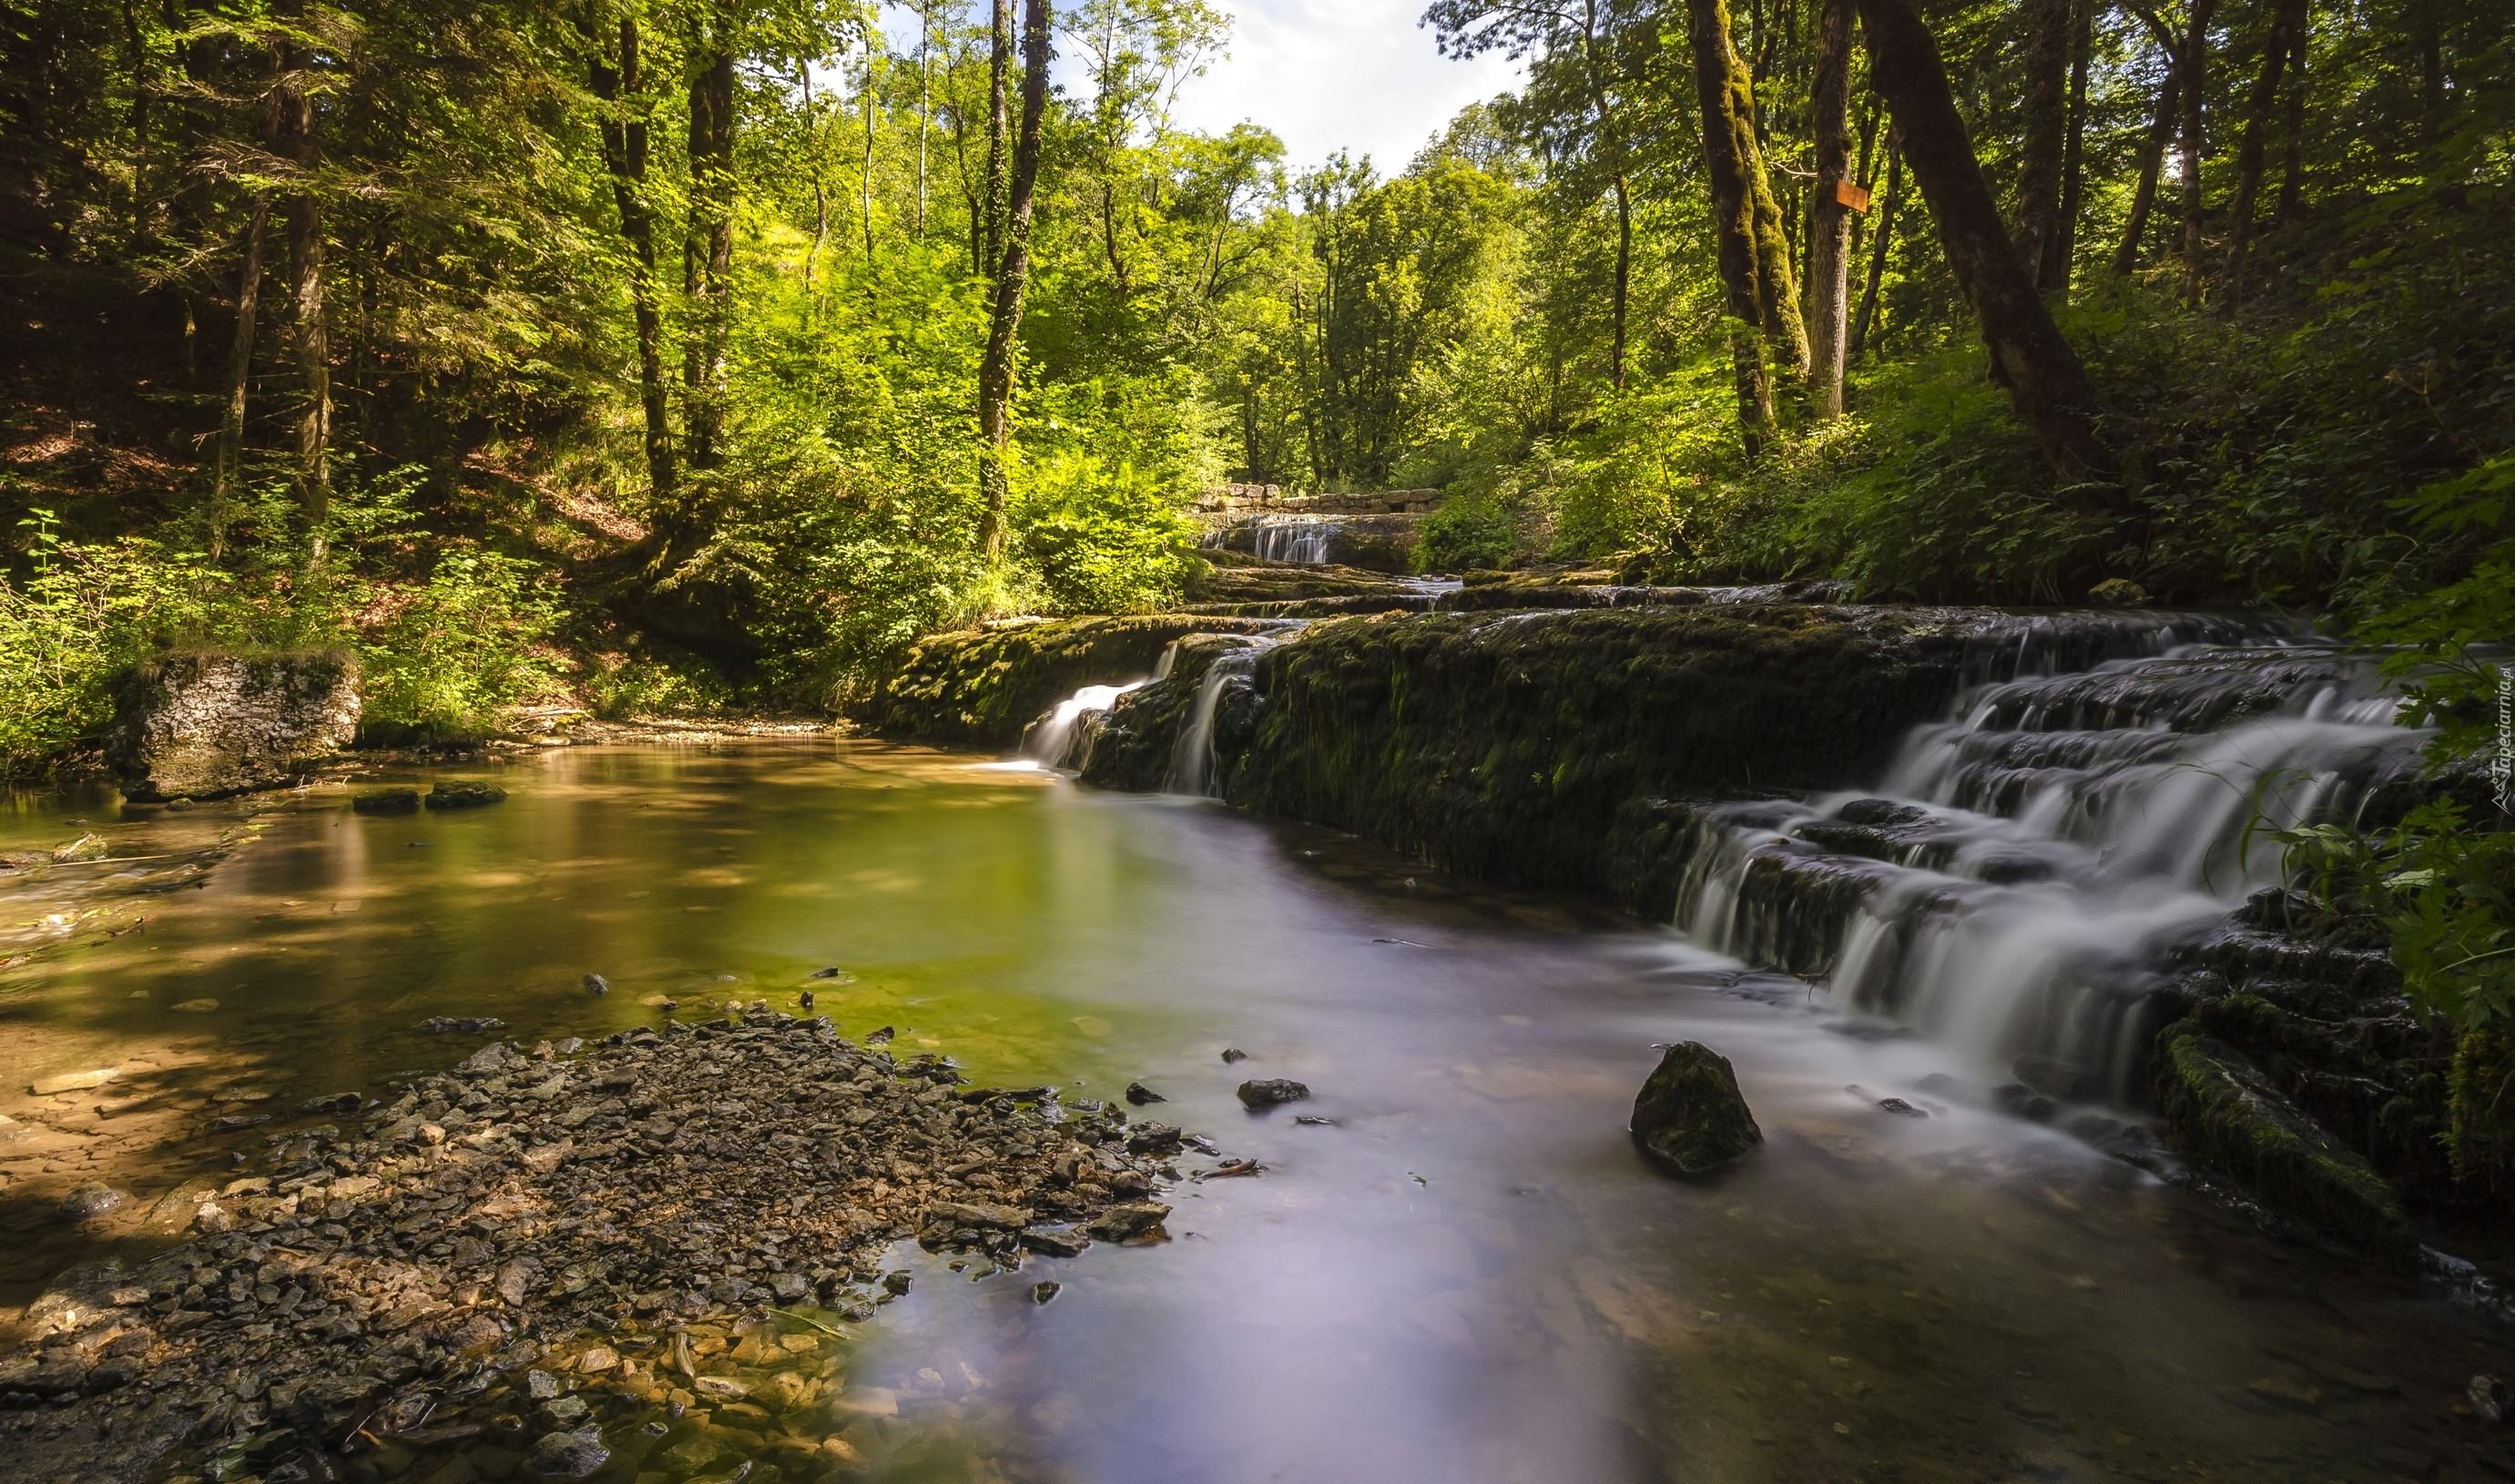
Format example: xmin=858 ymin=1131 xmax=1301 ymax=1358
xmin=0 ymin=1009 xmax=1196 ymax=1482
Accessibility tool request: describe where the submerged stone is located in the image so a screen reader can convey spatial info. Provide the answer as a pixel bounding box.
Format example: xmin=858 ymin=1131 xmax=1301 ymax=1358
xmin=1236 ymin=1079 xmax=1309 ymax=1110
xmin=1630 ymin=1043 xmax=1763 ymax=1178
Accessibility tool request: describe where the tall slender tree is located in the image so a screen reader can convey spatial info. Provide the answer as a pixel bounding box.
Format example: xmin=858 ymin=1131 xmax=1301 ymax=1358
xmin=1686 ymin=0 xmax=1807 ymax=451
xmin=975 ymin=0 xmax=1050 ymax=558
xmin=1806 ymin=0 xmax=1855 ymax=417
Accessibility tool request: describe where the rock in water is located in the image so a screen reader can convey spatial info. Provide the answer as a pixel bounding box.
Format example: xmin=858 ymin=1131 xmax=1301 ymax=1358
xmin=1124 ymin=1081 xmax=1166 ymax=1105
xmin=107 ymin=648 xmax=360 ymax=801
xmin=59 ymin=1184 xmax=127 ymax=1220
xmin=582 ymin=974 xmax=608 ymax=996
xmin=524 ymin=1427 xmax=609 ymax=1479
xmin=2470 ymin=1374 xmax=2510 ymax=1427
xmin=426 ymin=781 xmax=507 ymax=809
xmin=1237 ymin=1079 xmax=1309 ymax=1111
xmin=1629 ymin=1042 xmax=1763 ymax=1177
xmin=352 ymin=788 xmax=421 ymax=815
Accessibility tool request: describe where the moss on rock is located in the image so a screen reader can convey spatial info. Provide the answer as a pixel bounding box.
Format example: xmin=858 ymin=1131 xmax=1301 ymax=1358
xmin=2153 ymin=1020 xmax=2419 ymax=1263
xmin=1631 ymin=1042 xmax=1763 ymax=1177
xmin=863 ymin=615 xmax=1280 ymax=750
xmin=1223 ymin=605 xmax=1982 ymax=910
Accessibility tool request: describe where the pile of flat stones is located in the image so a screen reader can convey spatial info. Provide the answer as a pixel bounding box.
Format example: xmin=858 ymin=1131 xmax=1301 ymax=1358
xmin=0 ymin=1011 xmax=1193 ymax=1482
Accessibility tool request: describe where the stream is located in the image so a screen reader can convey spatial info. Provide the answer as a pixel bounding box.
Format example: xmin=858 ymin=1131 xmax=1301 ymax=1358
xmin=1 ymin=727 xmax=2509 ymax=1481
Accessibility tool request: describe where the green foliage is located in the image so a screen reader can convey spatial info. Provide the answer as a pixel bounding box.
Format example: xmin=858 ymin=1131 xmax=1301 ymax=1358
xmin=358 ymin=550 xmax=565 ymax=739
xmin=1414 ymin=493 xmax=1517 ymax=572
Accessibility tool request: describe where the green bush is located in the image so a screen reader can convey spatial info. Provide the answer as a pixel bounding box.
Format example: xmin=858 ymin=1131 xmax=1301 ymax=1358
xmin=1415 ymin=494 xmax=1517 ymax=572
xmin=358 ymin=550 xmax=564 ymax=739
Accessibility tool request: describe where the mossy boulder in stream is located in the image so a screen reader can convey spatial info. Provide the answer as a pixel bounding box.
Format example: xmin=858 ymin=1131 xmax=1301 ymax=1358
xmin=2153 ymin=1021 xmax=2419 ymax=1263
xmin=1631 ymin=1042 xmax=1763 ymax=1177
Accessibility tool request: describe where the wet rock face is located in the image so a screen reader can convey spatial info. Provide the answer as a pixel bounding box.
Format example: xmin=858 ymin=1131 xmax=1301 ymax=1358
xmin=107 ymin=649 xmax=359 ymax=801
xmin=2152 ymin=1022 xmax=2418 ymax=1263
xmin=1224 ymin=605 xmax=1987 ymax=912
xmin=1630 ymin=1042 xmax=1763 ymax=1178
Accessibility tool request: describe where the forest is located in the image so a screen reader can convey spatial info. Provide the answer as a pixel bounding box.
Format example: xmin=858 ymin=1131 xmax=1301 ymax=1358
xmin=5 ymin=2 xmax=2515 ymax=1478
xmin=0 ymin=0 xmax=2501 ymax=737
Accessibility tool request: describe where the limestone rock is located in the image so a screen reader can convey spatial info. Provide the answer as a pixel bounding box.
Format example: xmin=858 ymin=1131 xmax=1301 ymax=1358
xmin=108 ymin=649 xmax=359 ymax=801
xmin=1630 ymin=1042 xmax=1763 ymax=1177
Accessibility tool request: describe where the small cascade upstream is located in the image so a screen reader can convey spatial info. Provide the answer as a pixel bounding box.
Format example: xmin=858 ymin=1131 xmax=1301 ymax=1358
xmin=1205 ymin=514 xmax=1336 ymax=564
xmin=1669 ymin=637 xmax=2426 ymax=1104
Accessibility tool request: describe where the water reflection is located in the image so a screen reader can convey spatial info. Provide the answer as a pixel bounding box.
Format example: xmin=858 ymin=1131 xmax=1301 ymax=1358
xmin=0 ymin=741 xmax=2502 ymax=1482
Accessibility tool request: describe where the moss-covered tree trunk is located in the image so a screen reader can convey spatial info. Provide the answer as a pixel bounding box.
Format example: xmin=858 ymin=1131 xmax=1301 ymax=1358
xmin=1806 ymin=0 xmax=1855 ymax=418
xmin=2011 ymin=0 xmax=2071 ymax=285
xmin=1686 ymin=0 xmax=1807 ymax=452
xmin=975 ymin=0 xmax=1049 ymax=560
xmin=682 ymin=45 xmax=737 ymax=472
xmin=1854 ymin=0 xmax=2118 ymax=490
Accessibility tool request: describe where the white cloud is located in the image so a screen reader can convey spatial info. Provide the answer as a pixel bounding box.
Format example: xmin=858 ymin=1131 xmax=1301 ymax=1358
xmin=1168 ymin=0 xmax=1522 ymax=175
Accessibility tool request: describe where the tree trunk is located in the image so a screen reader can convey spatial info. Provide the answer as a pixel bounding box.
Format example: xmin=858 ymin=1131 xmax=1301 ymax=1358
xmin=2223 ymin=0 xmax=2305 ymax=312
xmin=1685 ymin=0 xmax=1806 ymax=450
xmin=211 ymin=195 xmax=270 ymax=560
xmin=1848 ymin=144 xmax=1898 ymax=364
xmin=984 ymin=0 xmax=1010 ymax=276
xmin=2044 ymin=0 xmax=2092 ymax=294
xmin=2274 ymin=11 xmax=2306 ymax=224
xmin=1578 ymin=0 xmax=1630 ymax=391
xmin=860 ymin=37 xmax=877 ymax=261
xmin=2175 ymin=0 xmax=2216 ymax=304
xmin=1854 ymin=0 xmax=2116 ymax=487
xmin=1806 ymin=0 xmax=1854 ymax=418
xmin=2011 ymin=0 xmax=2072 ymax=281
xmin=974 ymin=0 xmax=1049 ymax=561
xmin=2112 ymin=54 xmax=2180 ymax=275
xmin=585 ymin=10 xmax=674 ymax=504
xmin=271 ymin=0 xmax=330 ymax=563
xmin=684 ymin=45 xmax=736 ymax=471
xmin=915 ymin=0 xmax=932 ymax=239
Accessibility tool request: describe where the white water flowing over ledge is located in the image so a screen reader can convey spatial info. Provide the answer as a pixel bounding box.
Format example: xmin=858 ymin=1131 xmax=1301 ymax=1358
xmin=1669 ymin=641 xmax=2424 ymax=1105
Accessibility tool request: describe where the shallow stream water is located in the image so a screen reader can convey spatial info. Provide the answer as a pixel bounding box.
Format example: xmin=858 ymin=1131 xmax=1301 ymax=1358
xmin=1 ymin=741 xmax=2508 ymax=1481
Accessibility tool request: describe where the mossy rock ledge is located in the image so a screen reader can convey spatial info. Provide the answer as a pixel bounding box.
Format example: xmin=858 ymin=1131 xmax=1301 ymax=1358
xmin=864 ymin=615 xmax=1283 ymax=750
xmin=1631 ymin=1042 xmax=1763 ymax=1177
xmin=2153 ymin=1021 xmax=2420 ymax=1264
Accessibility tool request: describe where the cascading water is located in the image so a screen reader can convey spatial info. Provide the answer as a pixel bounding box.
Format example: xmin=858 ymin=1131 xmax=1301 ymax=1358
xmin=1019 ymin=680 xmax=1147 ymax=770
xmin=1167 ymin=636 xmax=1283 ymax=797
xmin=1670 ymin=635 xmax=2426 ymax=1105
xmin=1203 ymin=514 xmax=1338 ymax=564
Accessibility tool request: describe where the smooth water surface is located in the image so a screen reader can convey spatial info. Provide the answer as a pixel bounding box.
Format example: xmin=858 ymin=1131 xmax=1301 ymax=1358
xmin=0 ymin=741 xmax=2505 ymax=1482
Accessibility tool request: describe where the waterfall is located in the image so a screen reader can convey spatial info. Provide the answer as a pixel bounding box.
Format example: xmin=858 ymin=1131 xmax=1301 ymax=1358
xmin=1200 ymin=514 xmax=1339 ymax=565
xmin=1167 ymin=639 xmax=1279 ymax=797
xmin=1668 ymin=638 xmax=2424 ymax=1105
xmin=1020 ymin=681 xmax=1147 ymax=771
